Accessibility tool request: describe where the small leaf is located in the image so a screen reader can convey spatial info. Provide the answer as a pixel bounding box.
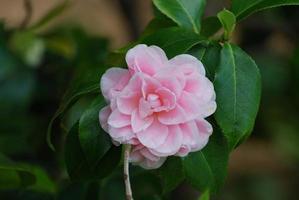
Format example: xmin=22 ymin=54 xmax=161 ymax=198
xmin=217 ymin=9 xmax=236 ymax=40
xmin=153 ymin=0 xmax=206 ymax=33
xmin=214 ymin=43 xmax=261 ymax=149
xmin=231 ymin=0 xmax=299 ymax=21
xmin=79 ymin=97 xmax=112 ymax=169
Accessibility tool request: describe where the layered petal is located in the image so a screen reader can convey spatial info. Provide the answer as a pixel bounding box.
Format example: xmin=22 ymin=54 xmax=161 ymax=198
xmin=99 ymin=106 xmax=111 ymax=132
xmin=107 ymin=109 xmax=131 ymax=128
xmin=126 ymin=44 xmax=168 ymax=76
xmin=130 ymin=145 xmax=166 ymax=169
xmin=108 ymin=126 xmax=135 ymax=143
xmin=100 ymin=68 xmax=130 ymax=101
xmin=150 ymin=125 xmax=183 ymax=156
xmin=169 ymin=54 xmax=206 ymax=76
xmin=137 ymin=119 xmax=169 ymax=148
xmin=158 ymin=104 xmax=187 ymax=125
xmin=131 ymin=109 xmax=154 ymax=133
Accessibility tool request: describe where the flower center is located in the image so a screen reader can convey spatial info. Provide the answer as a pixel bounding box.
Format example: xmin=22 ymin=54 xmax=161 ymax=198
xmin=147 ymin=93 xmax=161 ymax=108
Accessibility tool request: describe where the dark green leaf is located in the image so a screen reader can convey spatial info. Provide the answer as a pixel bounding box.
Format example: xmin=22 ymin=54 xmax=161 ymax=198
xmin=200 ymin=17 xmax=222 ymax=38
xmin=188 ymin=43 xmax=221 ymax=81
xmin=141 ymin=18 xmax=175 ymax=37
xmin=153 ymin=0 xmax=206 ymax=33
xmin=214 ymin=43 xmax=261 ymax=149
xmin=47 ymin=39 xmax=107 ymax=150
xmin=183 ymin=151 xmax=213 ymax=191
xmin=0 ymin=153 xmax=36 ymax=189
xmin=79 ymin=97 xmax=111 ymax=168
xmin=231 ymin=0 xmax=299 ymax=21
xmin=156 ymin=157 xmax=184 ymax=194
xmin=183 ymin=127 xmax=229 ymax=192
xmin=65 ymin=123 xmax=121 ymax=181
xmin=217 ymin=9 xmax=236 ymax=40
xmin=141 ymin=27 xmax=204 ymax=58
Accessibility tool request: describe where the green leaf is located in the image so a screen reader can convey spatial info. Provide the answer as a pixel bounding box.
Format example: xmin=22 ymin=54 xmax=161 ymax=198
xmin=188 ymin=43 xmax=221 ymax=81
xmin=29 ymin=1 xmax=70 ymax=30
xmin=198 ymin=190 xmax=210 ymax=200
xmin=231 ymin=0 xmax=299 ymax=21
xmin=141 ymin=27 xmax=204 ymax=58
xmin=214 ymin=43 xmax=261 ymax=149
xmin=200 ymin=17 xmax=222 ymax=38
xmin=217 ymin=9 xmax=236 ymax=40
xmin=183 ymin=127 xmax=229 ymax=193
xmin=153 ymin=0 xmax=206 ymax=33
xmin=0 ymin=153 xmax=36 ymax=189
xmin=141 ymin=18 xmax=175 ymax=37
xmin=26 ymin=166 xmax=56 ymax=193
xmin=156 ymin=157 xmax=185 ymax=194
xmin=65 ymin=122 xmax=121 ymax=181
xmin=47 ymin=37 xmax=107 ymax=150
xmin=79 ymin=97 xmax=111 ymax=168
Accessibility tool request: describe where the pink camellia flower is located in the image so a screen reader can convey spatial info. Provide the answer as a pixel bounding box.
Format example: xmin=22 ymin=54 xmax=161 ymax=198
xmin=99 ymin=44 xmax=216 ymax=169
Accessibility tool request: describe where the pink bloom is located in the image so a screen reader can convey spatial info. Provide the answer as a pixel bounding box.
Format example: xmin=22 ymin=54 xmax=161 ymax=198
xmin=99 ymin=44 xmax=216 ymax=169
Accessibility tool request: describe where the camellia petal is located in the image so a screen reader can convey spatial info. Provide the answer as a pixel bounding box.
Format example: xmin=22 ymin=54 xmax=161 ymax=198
xmin=126 ymin=44 xmax=168 ymax=76
xmin=137 ymin=119 xmax=169 ymax=148
xmin=100 ymin=68 xmax=130 ymax=101
xmin=131 ymin=109 xmax=154 ymax=133
xmin=99 ymin=106 xmax=111 ymax=132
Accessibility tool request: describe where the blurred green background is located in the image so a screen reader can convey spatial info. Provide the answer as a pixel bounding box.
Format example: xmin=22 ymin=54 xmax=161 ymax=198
xmin=0 ymin=0 xmax=299 ymax=199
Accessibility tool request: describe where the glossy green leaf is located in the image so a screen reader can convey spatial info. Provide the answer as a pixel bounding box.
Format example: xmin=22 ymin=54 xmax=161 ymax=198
xmin=183 ymin=127 xmax=229 ymax=193
xmin=153 ymin=0 xmax=206 ymax=33
xmin=214 ymin=43 xmax=261 ymax=149
xmin=141 ymin=18 xmax=175 ymax=37
xmin=79 ymin=97 xmax=111 ymax=168
xmin=188 ymin=43 xmax=222 ymax=81
xmin=231 ymin=0 xmax=299 ymax=21
xmin=47 ymin=38 xmax=108 ymax=150
xmin=156 ymin=157 xmax=185 ymax=194
xmin=65 ymin=123 xmax=121 ymax=181
xmin=141 ymin=27 xmax=204 ymax=58
xmin=200 ymin=17 xmax=222 ymax=38
xmin=217 ymin=9 xmax=236 ymax=40
xmin=0 ymin=153 xmax=36 ymax=189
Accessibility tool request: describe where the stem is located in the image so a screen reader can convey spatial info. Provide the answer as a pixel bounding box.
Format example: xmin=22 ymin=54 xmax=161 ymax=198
xmin=124 ymin=144 xmax=133 ymax=200
xmin=20 ymin=0 xmax=33 ymax=29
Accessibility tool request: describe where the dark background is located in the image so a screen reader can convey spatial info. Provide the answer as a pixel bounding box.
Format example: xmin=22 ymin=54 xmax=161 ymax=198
xmin=0 ymin=0 xmax=299 ymax=199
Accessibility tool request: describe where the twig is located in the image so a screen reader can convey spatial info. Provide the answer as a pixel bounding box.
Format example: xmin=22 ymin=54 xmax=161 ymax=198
xmin=20 ymin=0 xmax=33 ymax=29
xmin=124 ymin=144 xmax=133 ymax=200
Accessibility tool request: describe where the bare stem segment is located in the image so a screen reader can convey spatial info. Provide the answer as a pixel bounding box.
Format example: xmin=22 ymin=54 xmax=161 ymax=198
xmin=124 ymin=144 xmax=133 ymax=200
